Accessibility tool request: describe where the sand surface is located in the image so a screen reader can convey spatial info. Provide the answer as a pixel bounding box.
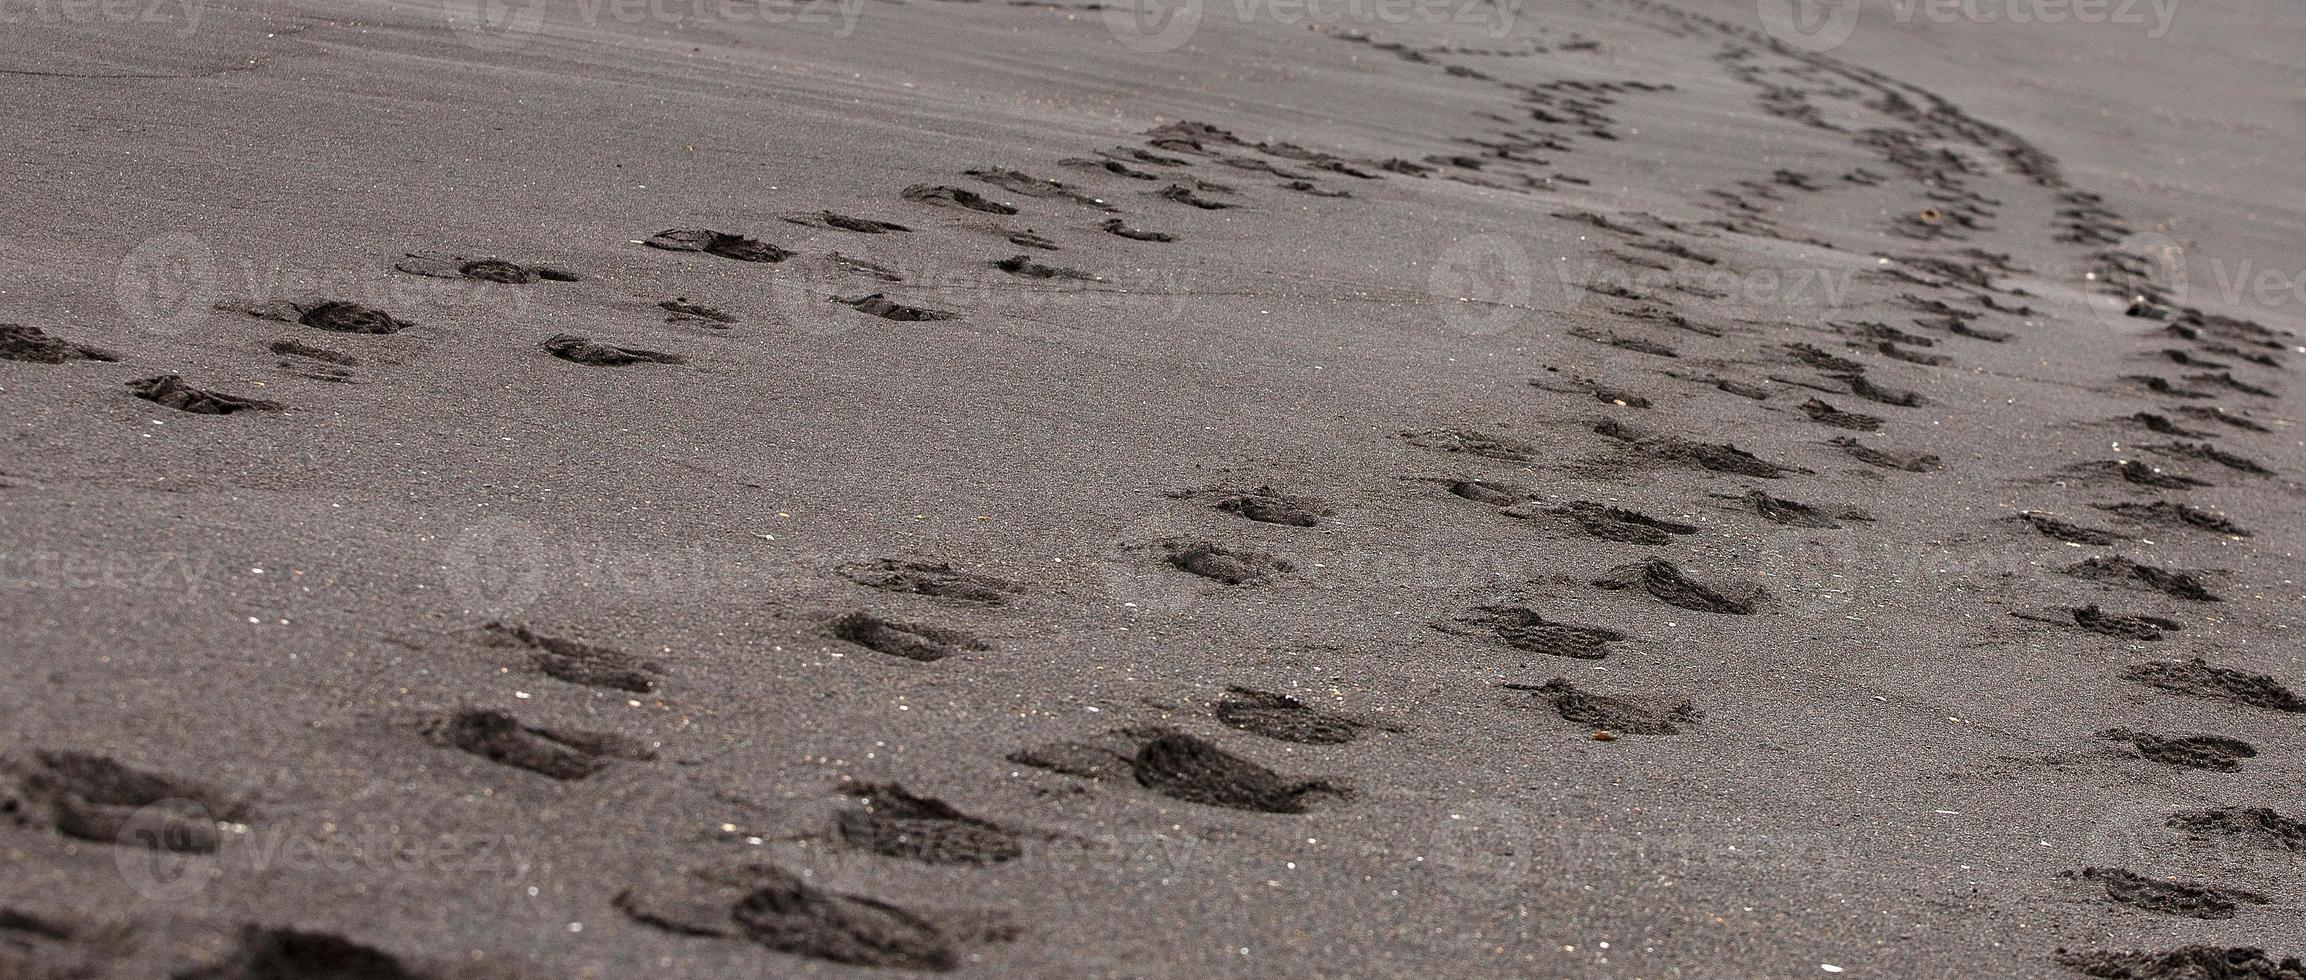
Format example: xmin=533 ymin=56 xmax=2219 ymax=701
xmin=2 ymin=0 xmax=2303 ymax=976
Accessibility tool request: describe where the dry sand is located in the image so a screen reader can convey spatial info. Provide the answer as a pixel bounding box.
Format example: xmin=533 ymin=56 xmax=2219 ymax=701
xmin=2 ymin=0 xmax=2302 ymax=976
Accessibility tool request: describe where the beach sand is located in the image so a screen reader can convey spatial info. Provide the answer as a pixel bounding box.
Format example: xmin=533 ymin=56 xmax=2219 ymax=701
xmin=1 ymin=0 xmax=2302 ymax=975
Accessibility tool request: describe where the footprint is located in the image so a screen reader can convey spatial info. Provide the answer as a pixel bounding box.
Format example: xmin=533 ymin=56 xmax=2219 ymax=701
xmin=1156 ymin=184 xmax=1233 ymax=209
xmin=838 ymin=294 xmax=958 ymax=322
xmin=902 ymin=184 xmax=1018 ymax=215
xmin=828 ymin=253 xmax=904 ymax=282
xmin=0 ymin=906 xmax=133 ymax=979
xmin=661 ymin=298 xmax=743 ymax=325
xmin=1513 ymin=679 xmax=1698 ymax=735
xmin=2059 ymin=947 xmax=2302 ymax=979
xmin=1569 ymin=326 xmax=1678 ymax=357
xmin=2123 ymin=658 xmax=2305 ymax=712
xmin=1828 ymin=436 xmax=1940 ymax=472
xmin=617 ymin=864 xmax=998 ymax=971
xmin=1722 ymin=490 xmax=1868 ymax=528
xmin=2075 ymin=868 xmax=2269 ymax=919
xmin=1530 ymin=371 xmax=1652 ymax=408
xmin=2187 ymin=371 xmax=2276 ymax=398
xmin=2126 ymin=412 xmax=2206 ymax=437
xmin=422 ymin=709 xmax=654 ymax=781
xmin=782 ymin=210 xmax=912 ymax=234
xmin=2065 ymin=557 xmax=2219 ymax=602
xmin=2019 ymin=512 xmax=2124 ymax=545
xmin=1212 ymin=486 xmax=1330 ymax=527
xmin=1131 ymin=732 xmax=1340 ymax=814
xmin=828 ymin=612 xmax=986 ymax=662
xmin=2094 ymin=501 xmax=2249 ymax=538
xmin=645 ymin=229 xmax=792 ymax=263
xmin=395 ymin=252 xmax=580 ymax=283
xmin=992 ymin=255 xmax=1100 ymax=280
xmin=2176 ymin=404 xmax=2271 ymax=433
xmin=1212 ymin=687 xmax=1392 ymax=744
xmin=0 ymin=324 xmax=118 ymax=363
xmin=1593 ymin=559 xmax=1759 ymax=614
xmin=541 ymin=334 xmax=686 ymax=366
xmin=0 ymin=749 xmax=250 ymax=853
xmin=964 ymin=167 xmax=1115 ymax=211
xmin=1876 ymin=341 xmax=1951 ymax=366
xmin=2074 ymin=605 xmax=2183 ymax=641
xmin=1145 ymin=120 xmax=1242 ymax=154
xmin=179 ymin=926 xmax=439 ymax=980
xmin=2010 ymin=604 xmax=2182 ymax=642
xmin=836 ymin=784 xmax=1022 ymax=865
xmin=2167 ymin=807 xmax=2306 ymax=852
xmin=2099 ymin=729 xmax=2256 ymax=772
xmin=1785 ymin=343 xmax=1865 ymax=373
xmin=1004 ymin=730 xmax=1147 ymax=781
xmin=1438 ymin=477 xmax=1534 ymax=505
xmin=841 ymin=559 xmax=1020 ymax=605
xmin=1800 ymin=398 xmax=1882 ymax=431
xmin=1100 ymin=218 xmax=1175 ymax=242
xmin=1063 ymin=157 xmax=1160 ymax=179
xmin=480 ymin=622 xmax=664 ymax=694
xmin=1009 ymin=728 xmax=1340 ymax=813
xmin=1164 ymin=541 xmax=1292 ymax=585
xmin=227 ymin=298 xmax=410 ymax=334
xmin=129 ymin=376 xmax=282 ymax=415
xmin=1100 ymin=146 xmax=1191 ymax=167
xmin=1402 ymin=428 xmax=1536 ymax=463
xmin=1280 ymin=180 xmax=1351 ymax=197
xmin=2123 ymin=374 xmax=2214 ymax=399
xmin=2157 ymin=348 xmax=2230 ymax=370
xmin=1668 ymin=371 xmax=1770 ymax=400
xmin=1594 ymin=419 xmax=1802 ymax=478
xmin=1832 ymin=372 xmax=1925 ymax=407
xmin=999 ymin=227 xmax=1060 ymax=250
xmin=1454 ymin=606 xmax=1628 ymax=659
xmin=268 ymin=337 xmax=358 ymax=366
xmin=2145 ymin=441 xmax=2273 ymax=476
xmin=1220 ymin=156 xmax=1310 ymax=179
xmin=1510 ymin=500 xmax=1697 ymax=544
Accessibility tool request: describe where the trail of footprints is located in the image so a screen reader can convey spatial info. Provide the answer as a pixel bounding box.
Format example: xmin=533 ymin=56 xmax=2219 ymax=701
xmin=1359 ymin=7 xmax=2302 ymax=971
xmin=3 ymin=9 xmax=2298 ymax=978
